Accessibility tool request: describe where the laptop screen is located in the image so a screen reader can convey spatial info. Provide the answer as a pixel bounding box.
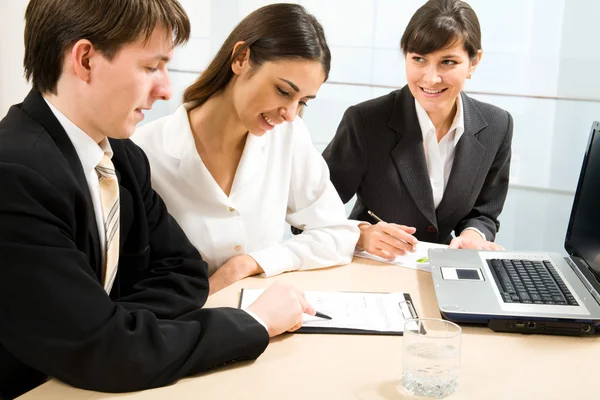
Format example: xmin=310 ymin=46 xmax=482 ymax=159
xmin=565 ymin=121 xmax=600 ymax=285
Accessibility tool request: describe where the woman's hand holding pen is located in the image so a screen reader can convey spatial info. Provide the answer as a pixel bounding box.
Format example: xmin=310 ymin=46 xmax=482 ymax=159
xmin=357 ymin=221 xmax=418 ymax=260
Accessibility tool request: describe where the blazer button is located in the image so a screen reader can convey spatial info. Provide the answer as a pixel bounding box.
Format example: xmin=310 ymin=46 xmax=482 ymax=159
xmin=234 ymin=245 xmax=242 ymax=252
xmin=427 ymin=225 xmax=437 ymax=234
xmin=229 ymin=207 xmax=235 ymax=212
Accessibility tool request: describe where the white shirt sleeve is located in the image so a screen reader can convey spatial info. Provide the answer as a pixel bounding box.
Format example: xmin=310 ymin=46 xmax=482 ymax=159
xmin=248 ymin=119 xmax=360 ymax=277
xmin=242 ymin=309 xmax=269 ymax=333
xmin=461 ymin=227 xmax=487 ymax=241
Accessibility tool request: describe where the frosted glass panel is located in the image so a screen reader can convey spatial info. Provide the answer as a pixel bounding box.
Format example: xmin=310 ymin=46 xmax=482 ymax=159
xmin=170 ymin=38 xmax=211 ymax=73
xmin=497 ymin=188 xmax=574 ymax=255
xmin=329 ymin=47 xmax=373 ymax=84
xmin=179 ymin=0 xmax=211 ymax=38
xmin=143 ymin=1 xmax=600 ymax=252
xmin=302 ymin=0 xmax=375 ymax=47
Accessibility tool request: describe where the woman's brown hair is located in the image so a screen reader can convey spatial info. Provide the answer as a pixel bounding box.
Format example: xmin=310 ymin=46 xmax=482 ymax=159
xmin=400 ymin=0 xmax=481 ymax=60
xmin=183 ymin=3 xmax=330 ymax=108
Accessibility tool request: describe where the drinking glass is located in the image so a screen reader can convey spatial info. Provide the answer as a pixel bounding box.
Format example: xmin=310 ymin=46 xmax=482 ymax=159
xmin=401 ymin=318 xmax=462 ymax=398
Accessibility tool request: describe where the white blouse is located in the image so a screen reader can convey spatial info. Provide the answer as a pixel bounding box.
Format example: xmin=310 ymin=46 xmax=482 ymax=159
xmin=415 ymin=96 xmax=485 ymax=241
xmin=133 ymin=104 xmax=359 ymax=277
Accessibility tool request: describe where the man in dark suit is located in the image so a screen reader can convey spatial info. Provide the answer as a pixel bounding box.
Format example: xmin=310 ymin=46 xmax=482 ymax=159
xmin=0 ymin=1 xmax=314 ymax=398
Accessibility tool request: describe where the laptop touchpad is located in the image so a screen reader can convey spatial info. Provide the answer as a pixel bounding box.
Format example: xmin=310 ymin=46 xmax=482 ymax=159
xmin=441 ymin=267 xmax=484 ymax=281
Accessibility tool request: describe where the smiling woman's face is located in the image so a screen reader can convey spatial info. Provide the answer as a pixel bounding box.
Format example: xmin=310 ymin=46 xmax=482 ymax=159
xmin=405 ymin=40 xmax=480 ymax=117
xmin=230 ymin=57 xmax=326 ymax=135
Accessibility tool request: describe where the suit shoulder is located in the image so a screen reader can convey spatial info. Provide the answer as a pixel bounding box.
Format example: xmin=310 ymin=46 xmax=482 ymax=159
xmin=346 ymin=90 xmax=398 ymax=119
xmin=467 ymin=95 xmax=512 ymax=122
xmin=0 ymin=105 xmax=60 ymax=169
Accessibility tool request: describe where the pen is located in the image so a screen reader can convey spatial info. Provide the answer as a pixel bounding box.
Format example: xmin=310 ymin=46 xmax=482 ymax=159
xmin=367 ymin=210 xmax=383 ymax=222
xmin=367 ymin=210 xmax=417 ymax=251
xmin=314 ymin=311 xmax=332 ymax=320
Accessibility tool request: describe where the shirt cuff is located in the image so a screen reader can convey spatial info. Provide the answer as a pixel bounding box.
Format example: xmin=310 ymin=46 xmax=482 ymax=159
xmin=248 ymin=245 xmax=298 ymax=277
xmin=242 ymin=309 xmax=269 ymax=333
xmin=353 ymin=219 xmax=371 ymax=252
xmin=461 ymin=227 xmax=486 ymax=241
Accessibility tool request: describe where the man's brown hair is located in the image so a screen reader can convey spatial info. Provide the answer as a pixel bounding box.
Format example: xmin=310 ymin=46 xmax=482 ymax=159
xmin=24 ymin=0 xmax=191 ymax=94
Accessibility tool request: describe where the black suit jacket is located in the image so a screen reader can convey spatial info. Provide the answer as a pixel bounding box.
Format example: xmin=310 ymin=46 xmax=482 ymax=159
xmin=0 ymin=90 xmax=268 ymax=399
xmin=323 ymin=86 xmax=513 ymax=244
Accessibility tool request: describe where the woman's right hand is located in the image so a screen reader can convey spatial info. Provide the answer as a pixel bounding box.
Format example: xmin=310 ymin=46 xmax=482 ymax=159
xmin=357 ymin=221 xmax=418 ymax=260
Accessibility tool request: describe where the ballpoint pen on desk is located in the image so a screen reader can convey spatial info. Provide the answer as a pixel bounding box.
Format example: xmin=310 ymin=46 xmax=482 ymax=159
xmin=314 ymin=311 xmax=332 ymax=320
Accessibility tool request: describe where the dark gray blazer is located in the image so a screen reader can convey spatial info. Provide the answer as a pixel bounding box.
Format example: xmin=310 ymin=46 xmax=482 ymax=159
xmin=323 ymin=85 xmax=513 ymax=244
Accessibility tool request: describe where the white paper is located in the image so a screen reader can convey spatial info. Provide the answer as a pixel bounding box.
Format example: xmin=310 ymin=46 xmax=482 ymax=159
xmin=240 ymin=289 xmax=414 ymax=332
xmin=354 ymin=241 xmax=447 ymax=272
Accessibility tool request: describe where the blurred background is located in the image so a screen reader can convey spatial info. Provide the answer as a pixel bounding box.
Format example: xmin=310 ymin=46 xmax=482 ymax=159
xmin=2 ymin=0 xmax=599 ymax=254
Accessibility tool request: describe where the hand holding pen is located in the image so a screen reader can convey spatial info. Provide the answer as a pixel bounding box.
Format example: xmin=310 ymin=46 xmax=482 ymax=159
xmin=355 ymin=210 xmax=418 ymax=260
xmin=247 ymin=282 xmax=331 ymax=337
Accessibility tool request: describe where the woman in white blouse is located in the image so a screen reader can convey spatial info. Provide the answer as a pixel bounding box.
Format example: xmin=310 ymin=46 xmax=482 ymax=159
xmin=134 ymin=4 xmax=359 ymax=294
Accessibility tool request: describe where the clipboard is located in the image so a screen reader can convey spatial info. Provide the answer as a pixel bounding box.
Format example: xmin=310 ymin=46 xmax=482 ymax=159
xmin=238 ymin=289 xmax=419 ymax=336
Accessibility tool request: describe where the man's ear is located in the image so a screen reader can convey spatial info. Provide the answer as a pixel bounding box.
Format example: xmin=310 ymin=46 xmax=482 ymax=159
xmin=69 ymin=39 xmax=96 ymax=83
xmin=231 ymin=41 xmax=251 ymax=76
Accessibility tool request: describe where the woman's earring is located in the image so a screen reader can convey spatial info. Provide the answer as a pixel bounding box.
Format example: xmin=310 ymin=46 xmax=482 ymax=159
xmin=467 ymin=72 xmax=473 ymax=79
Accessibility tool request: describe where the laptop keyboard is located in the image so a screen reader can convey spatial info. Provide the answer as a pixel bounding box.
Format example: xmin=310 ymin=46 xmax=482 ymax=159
xmin=487 ymin=259 xmax=578 ymax=306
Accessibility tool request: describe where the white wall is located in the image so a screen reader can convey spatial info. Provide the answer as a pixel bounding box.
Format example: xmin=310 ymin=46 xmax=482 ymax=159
xmin=0 ymin=0 xmax=30 ymax=116
xmin=2 ymin=1 xmax=598 ymax=253
xmin=155 ymin=0 xmax=600 ymax=254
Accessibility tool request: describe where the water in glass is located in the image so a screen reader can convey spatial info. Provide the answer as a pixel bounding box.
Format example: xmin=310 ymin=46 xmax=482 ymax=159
xmin=402 ymin=341 xmax=459 ymax=398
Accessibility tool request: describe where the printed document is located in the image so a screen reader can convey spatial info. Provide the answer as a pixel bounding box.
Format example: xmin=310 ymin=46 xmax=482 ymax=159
xmin=240 ymin=289 xmax=415 ymax=332
xmin=354 ymin=241 xmax=447 ymax=272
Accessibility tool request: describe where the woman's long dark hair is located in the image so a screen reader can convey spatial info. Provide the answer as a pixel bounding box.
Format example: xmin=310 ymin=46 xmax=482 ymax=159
xmin=184 ymin=3 xmax=331 ymax=108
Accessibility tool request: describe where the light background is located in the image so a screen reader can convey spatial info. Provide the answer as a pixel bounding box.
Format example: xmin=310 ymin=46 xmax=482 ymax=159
xmin=2 ymin=1 xmax=599 ymax=254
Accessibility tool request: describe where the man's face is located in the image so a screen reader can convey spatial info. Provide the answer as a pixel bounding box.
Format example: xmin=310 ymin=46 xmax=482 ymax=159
xmin=83 ymin=25 xmax=174 ymax=140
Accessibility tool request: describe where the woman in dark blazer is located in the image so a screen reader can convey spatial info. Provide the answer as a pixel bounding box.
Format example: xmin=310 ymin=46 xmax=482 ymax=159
xmin=323 ymin=0 xmax=513 ymax=259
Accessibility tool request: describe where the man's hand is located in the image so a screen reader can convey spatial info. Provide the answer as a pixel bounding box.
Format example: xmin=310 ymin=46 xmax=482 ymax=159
xmin=357 ymin=222 xmax=418 ymax=260
xmin=208 ymin=255 xmax=263 ymax=296
xmin=247 ymin=282 xmax=316 ymax=337
xmin=449 ymin=229 xmax=504 ymax=250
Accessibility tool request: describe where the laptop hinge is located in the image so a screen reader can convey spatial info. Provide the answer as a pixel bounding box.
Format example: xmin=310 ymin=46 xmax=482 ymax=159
xmin=566 ymin=257 xmax=600 ymax=305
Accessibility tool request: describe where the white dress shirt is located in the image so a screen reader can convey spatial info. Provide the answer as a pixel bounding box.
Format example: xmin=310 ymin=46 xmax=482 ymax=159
xmin=415 ymin=96 xmax=486 ymax=241
xmin=44 ymin=99 xmax=113 ymax=267
xmin=133 ymin=104 xmax=359 ymax=277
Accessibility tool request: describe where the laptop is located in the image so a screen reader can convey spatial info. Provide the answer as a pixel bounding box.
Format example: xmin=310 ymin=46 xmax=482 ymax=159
xmin=429 ymin=121 xmax=600 ymax=336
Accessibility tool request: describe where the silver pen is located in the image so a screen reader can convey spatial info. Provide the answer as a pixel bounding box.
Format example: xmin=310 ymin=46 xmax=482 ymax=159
xmin=367 ymin=210 xmax=417 ymax=251
xmin=367 ymin=210 xmax=384 ymax=223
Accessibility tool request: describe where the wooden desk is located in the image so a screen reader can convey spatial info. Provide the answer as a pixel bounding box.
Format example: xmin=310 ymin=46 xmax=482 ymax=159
xmin=18 ymin=258 xmax=600 ymax=399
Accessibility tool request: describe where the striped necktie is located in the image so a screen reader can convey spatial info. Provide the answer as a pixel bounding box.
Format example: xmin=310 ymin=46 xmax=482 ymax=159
xmin=95 ymin=154 xmax=120 ymax=293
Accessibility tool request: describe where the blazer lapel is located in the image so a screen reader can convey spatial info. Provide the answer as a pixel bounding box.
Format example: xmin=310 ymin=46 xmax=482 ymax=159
xmin=21 ymin=90 xmax=102 ymax=274
xmin=388 ymin=87 xmax=437 ymax=226
xmin=436 ymin=93 xmax=488 ymax=223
